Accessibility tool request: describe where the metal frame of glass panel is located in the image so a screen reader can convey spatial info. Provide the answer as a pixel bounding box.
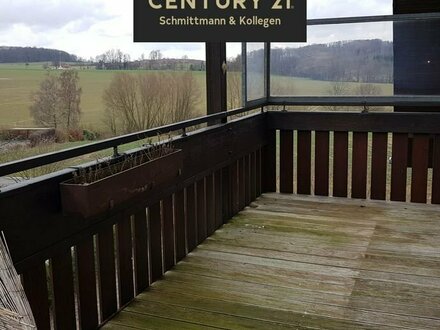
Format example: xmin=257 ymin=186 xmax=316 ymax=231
xmin=243 ymin=12 xmax=440 ymax=107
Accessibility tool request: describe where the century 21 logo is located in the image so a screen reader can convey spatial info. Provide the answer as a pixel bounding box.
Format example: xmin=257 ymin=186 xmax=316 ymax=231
xmin=147 ymin=0 xmax=294 ymax=10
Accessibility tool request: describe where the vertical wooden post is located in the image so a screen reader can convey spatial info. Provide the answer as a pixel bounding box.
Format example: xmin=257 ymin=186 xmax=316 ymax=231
xmin=206 ymin=42 xmax=227 ymax=123
xmin=262 ymin=130 xmax=277 ymax=193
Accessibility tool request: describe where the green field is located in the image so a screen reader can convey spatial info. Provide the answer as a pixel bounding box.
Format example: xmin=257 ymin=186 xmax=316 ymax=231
xmin=0 ymin=63 xmax=207 ymax=130
xmin=270 ymin=76 xmax=393 ymax=96
xmin=0 ymin=62 xmax=393 ymax=130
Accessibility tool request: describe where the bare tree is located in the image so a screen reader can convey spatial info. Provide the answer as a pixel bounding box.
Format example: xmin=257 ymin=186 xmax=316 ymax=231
xmin=149 ymin=50 xmax=163 ymax=61
xmin=58 ymin=70 xmax=82 ymax=129
xmin=30 ymin=74 xmax=61 ymax=128
xmin=30 ymin=70 xmax=82 ymax=129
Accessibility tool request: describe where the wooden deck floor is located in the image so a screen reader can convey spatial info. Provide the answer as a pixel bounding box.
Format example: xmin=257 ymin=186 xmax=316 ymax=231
xmin=104 ymin=194 xmax=440 ymax=330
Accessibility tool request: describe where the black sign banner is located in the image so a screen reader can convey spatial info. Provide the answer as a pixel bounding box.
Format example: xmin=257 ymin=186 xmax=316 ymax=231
xmin=134 ymin=0 xmax=307 ymax=42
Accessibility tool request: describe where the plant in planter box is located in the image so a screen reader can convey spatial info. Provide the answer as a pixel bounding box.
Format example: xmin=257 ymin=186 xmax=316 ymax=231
xmin=60 ymin=137 xmax=182 ymax=218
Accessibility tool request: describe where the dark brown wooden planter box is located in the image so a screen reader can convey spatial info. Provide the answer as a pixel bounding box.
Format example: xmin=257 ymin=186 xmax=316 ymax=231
xmin=60 ymin=149 xmax=182 ymax=218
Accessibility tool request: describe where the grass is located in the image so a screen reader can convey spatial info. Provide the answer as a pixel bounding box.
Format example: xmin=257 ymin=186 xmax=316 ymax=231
xmin=0 ymin=63 xmax=207 ymax=129
xmin=271 ymin=75 xmax=393 ymax=96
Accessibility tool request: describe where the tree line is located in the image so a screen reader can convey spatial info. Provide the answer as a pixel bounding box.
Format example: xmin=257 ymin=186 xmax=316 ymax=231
xmin=239 ymin=39 xmax=393 ymax=84
xmin=0 ymin=46 xmax=205 ymax=71
xmin=0 ymin=46 xmax=77 ymax=64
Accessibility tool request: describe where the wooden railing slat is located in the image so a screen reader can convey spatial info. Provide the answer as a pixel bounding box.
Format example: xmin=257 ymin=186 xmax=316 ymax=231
xmin=371 ymin=133 xmax=388 ymax=200
xmin=196 ymin=179 xmax=207 ymax=244
xmin=77 ymin=237 xmax=98 ymax=330
xmin=245 ymin=155 xmax=251 ymax=205
xmin=256 ymin=149 xmax=262 ymax=196
xmin=391 ymin=133 xmax=409 ymax=202
xmin=186 ymin=184 xmax=198 ymax=252
xmin=98 ymin=224 xmax=117 ymax=320
xmin=262 ymin=130 xmax=276 ymax=192
xmin=411 ymin=134 xmax=430 ymax=203
xmin=230 ymin=161 xmax=240 ymax=216
xmin=162 ymin=196 xmax=175 ymax=271
xmin=133 ymin=208 xmax=149 ymax=294
xmin=297 ymin=131 xmax=312 ymax=195
xmin=174 ymin=190 xmax=186 ymax=262
xmin=214 ymin=170 xmax=223 ymax=230
xmin=221 ymin=166 xmax=231 ymax=222
xmin=52 ymin=249 xmax=76 ymax=330
xmin=238 ymin=157 xmax=246 ymax=210
xmin=22 ymin=263 xmax=51 ymax=330
xmin=333 ymin=132 xmax=349 ymax=197
xmin=314 ymin=131 xmax=330 ymax=196
xmin=250 ymin=152 xmax=257 ymax=201
xmin=117 ymin=214 xmax=134 ymax=305
xmin=280 ymin=130 xmax=294 ymax=194
xmin=352 ymin=132 xmax=368 ymax=199
xmin=206 ymin=174 xmax=216 ymax=236
xmin=149 ymin=202 xmax=163 ymax=282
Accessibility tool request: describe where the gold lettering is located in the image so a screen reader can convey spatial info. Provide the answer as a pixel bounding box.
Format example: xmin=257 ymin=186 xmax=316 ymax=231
xmin=234 ymin=0 xmax=246 ymax=9
xmin=272 ymin=0 xmax=282 ymax=9
xmin=183 ymin=0 xmax=196 ymax=9
xmin=216 ymin=0 xmax=229 ymax=9
xmin=148 ymin=0 xmax=162 ymax=9
xmin=166 ymin=0 xmax=178 ymax=9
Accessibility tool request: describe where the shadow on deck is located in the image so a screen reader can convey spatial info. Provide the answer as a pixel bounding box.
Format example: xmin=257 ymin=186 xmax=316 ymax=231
xmin=104 ymin=193 xmax=440 ymax=330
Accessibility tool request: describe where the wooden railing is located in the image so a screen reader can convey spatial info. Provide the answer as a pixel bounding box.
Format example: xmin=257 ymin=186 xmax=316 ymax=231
xmin=2 ymin=107 xmax=440 ymax=329
xmin=0 ymin=112 xmax=269 ymax=329
xmin=266 ymin=111 xmax=440 ymax=204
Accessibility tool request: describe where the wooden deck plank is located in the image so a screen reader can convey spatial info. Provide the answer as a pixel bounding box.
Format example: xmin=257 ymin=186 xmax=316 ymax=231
xmin=135 ymin=289 xmax=379 ymax=330
xmin=124 ymin=299 xmax=306 ymax=330
xmin=161 ymin=270 xmax=440 ymax=320
xmin=104 ymin=310 xmax=220 ymax=330
xmin=145 ymin=274 xmax=440 ymax=329
xmin=105 ymin=194 xmax=440 ymax=330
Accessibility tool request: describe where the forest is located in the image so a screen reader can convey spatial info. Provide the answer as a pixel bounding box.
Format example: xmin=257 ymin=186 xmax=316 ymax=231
xmin=244 ymin=39 xmax=394 ymax=83
xmin=0 ymin=46 xmax=77 ymax=64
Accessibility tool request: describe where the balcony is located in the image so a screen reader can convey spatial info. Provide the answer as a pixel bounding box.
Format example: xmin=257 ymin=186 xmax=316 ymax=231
xmin=2 ymin=9 xmax=440 ymax=330
xmin=1 ymin=105 xmax=440 ymax=329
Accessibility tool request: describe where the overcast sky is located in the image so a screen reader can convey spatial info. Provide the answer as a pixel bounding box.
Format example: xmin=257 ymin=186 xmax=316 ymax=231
xmin=0 ymin=0 xmax=392 ymax=60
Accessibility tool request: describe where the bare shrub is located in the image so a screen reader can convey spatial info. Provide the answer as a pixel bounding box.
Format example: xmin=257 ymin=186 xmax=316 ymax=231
xmin=227 ymin=71 xmax=242 ymax=110
xmin=355 ymin=83 xmax=383 ymax=112
xmin=356 ymin=83 xmax=381 ymax=96
xmin=325 ymin=81 xmax=352 ymax=112
xmin=167 ymin=72 xmax=200 ymax=124
xmin=103 ymin=72 xmax=200 ymax=134
xmin=29 ymin=130 xmax=56 ymax=147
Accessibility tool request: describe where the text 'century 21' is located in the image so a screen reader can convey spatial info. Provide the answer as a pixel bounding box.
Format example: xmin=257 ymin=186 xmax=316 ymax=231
xmin=147 ymin=0 xmax=294 ymax=10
